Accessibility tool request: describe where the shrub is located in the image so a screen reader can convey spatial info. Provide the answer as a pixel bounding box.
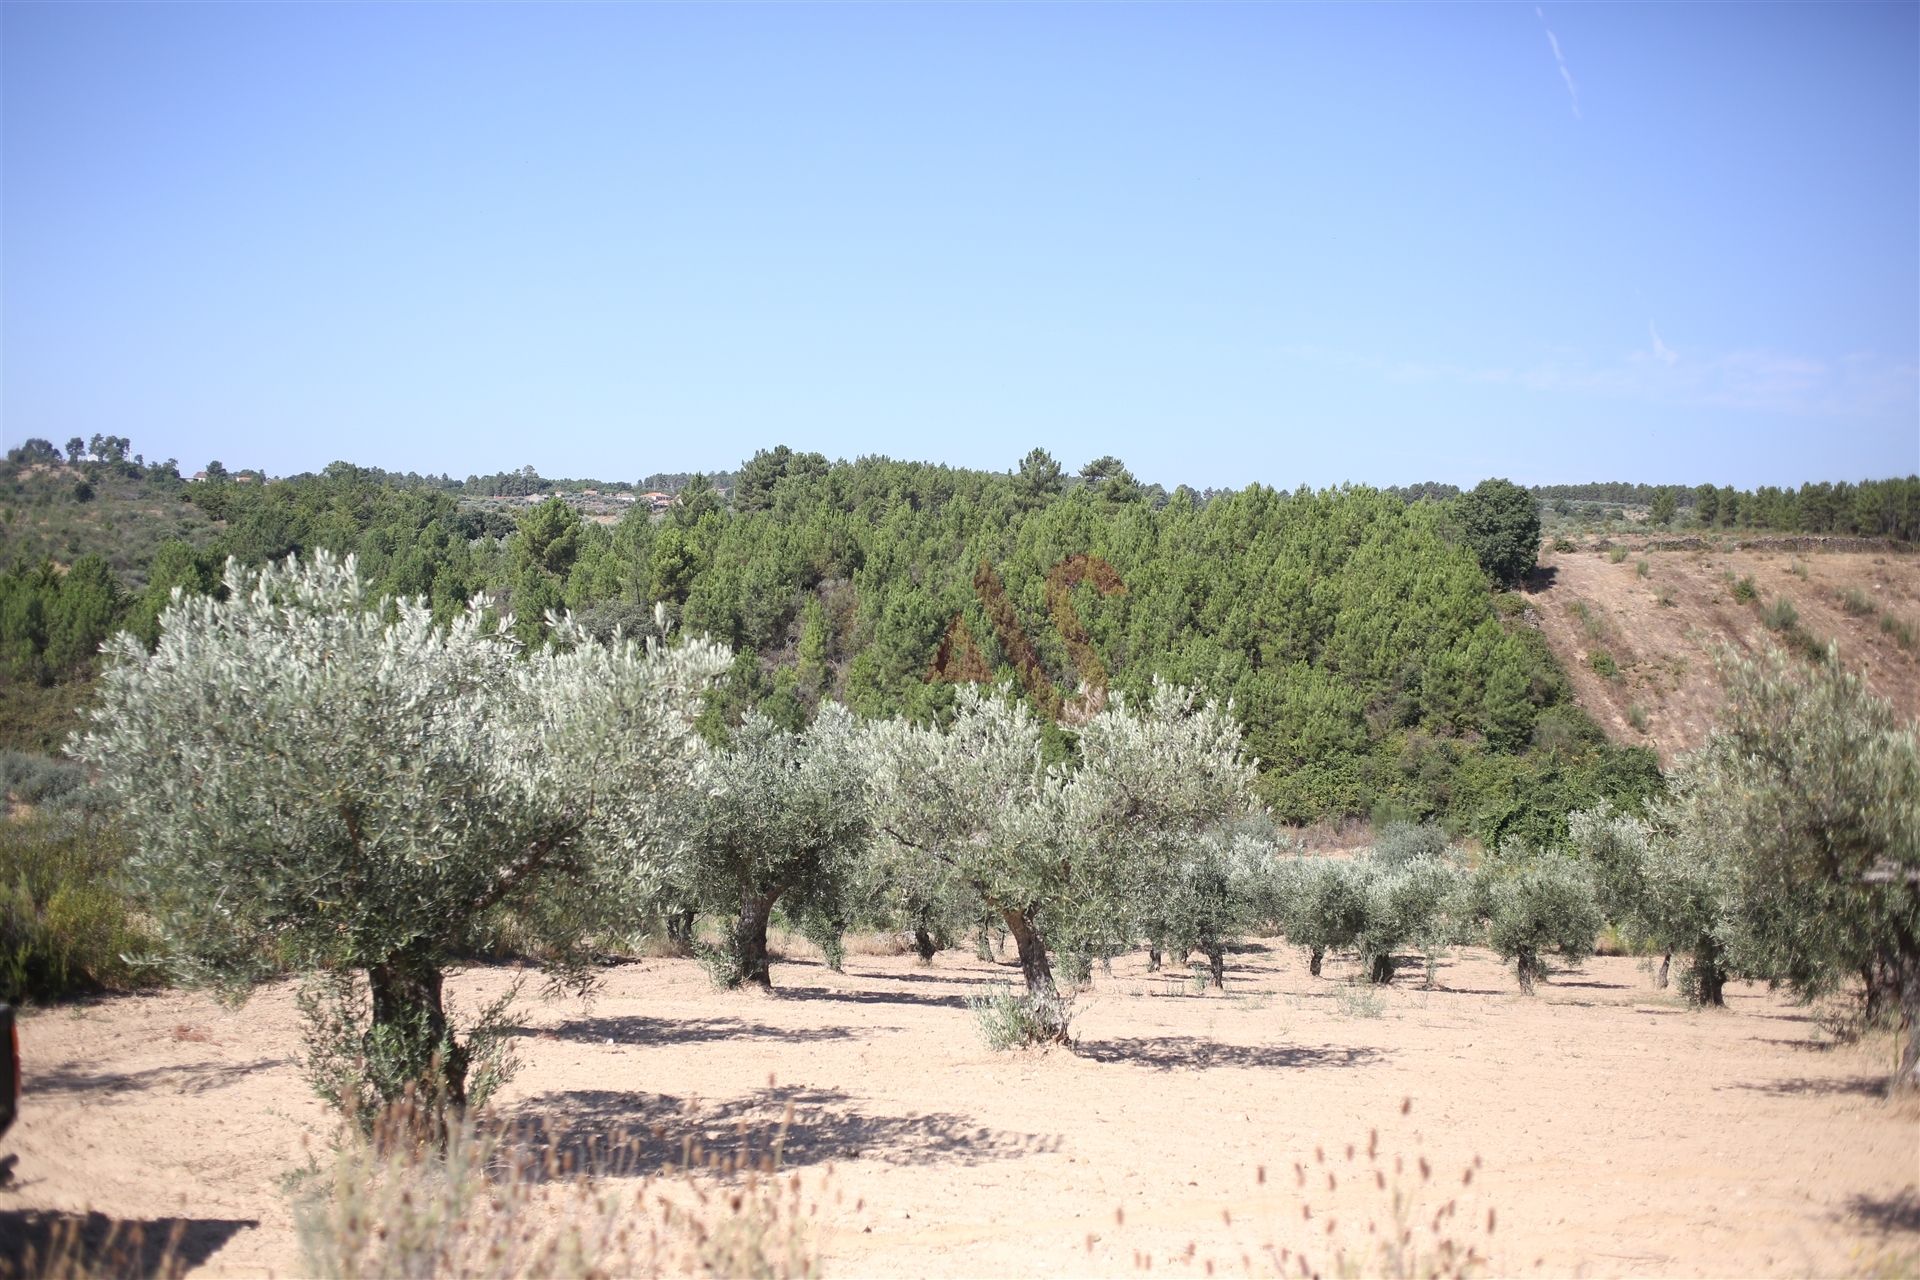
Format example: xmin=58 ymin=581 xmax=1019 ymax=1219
xmin=1881 ymin=614 xmax=1915 ymax=649
xmin=966 ymin=983 xmax=1076 ymax=1051
xmin=1840 ymin=587 xmax=1876 ymax=617
xmin=1635 ymin=559 xmax=1650 ymax=579
xmin=1607 ymin=546 xmax=1628 ymax=564
xmin=1472 ymin=846 xmax=1604 ymax=993
xmin=1551 ymin=536 xmax=1576 ymax=553
xmin=1732 ymin=575 xmax=1758 ymax=603
xmin=1761 ymin=597 xmax=1798 ymax=632
xmin=0 ymin=813 xmax=160 ymax=1002
xmin=1626 ymin=704 xmax=1648 ymax=732
xmin=1588 ymin=650 xmax=1618 ymax=679
xmin=0 ymin=751 xmax=87 ymax=807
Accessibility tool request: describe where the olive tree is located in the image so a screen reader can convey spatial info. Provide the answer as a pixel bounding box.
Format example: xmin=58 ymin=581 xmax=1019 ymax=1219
xmin=677 ymin=704 xmax=870 ymax=989
xmin=73 ymin=553 xmax=728 ymax=1115
xmin=1140 ymin=823 xmax=1279 ymax=988
xmin=1567 ymin=799 xmax=1738 ymax=1005
xmin=1671 ymin=647 xmax=1920 ymax=1088
xmin=864 ymin=681 xmax=1254 ymax=1041
xmin=1277 ymin=850 xmax=1465 ymax=985
xmin=1471 ymin=844 xmax=1604 ymax=993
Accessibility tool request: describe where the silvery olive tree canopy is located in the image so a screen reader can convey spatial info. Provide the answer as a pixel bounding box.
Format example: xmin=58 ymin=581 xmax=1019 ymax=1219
xmin=72 ymin=551 xmax=731 ymax=991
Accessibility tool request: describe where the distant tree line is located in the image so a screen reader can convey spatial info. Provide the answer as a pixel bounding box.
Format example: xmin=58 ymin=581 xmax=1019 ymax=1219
xmin=3 ymin=445 xmax=1665 ymax=845
xmin=1545 ymin=478 xmax=1920 ymax=540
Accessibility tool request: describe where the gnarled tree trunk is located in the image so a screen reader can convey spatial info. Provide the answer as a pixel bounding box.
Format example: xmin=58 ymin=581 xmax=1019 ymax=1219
xmin=1515 ymin=947 xmax=1542 ymax=994
xmin=1206 ymin=945 xmax=1225 ymax=989
xmin=666 ymin=908 xmax=697 ymax=955
xmin=1308 ymin=946 xmax=1325 ymax=977
xmin=367 ymin=944 xmax=467 ymax=1116
xmin=732 ymin=888 xmax=784 ymax=989
xmin=1001 ymin=907 xmax=1069 ymax=1043
xmin=1896 ymin=962 xmax=1920 ymax=1094
xmin=914 ymin=927 xmax=938 ymax=964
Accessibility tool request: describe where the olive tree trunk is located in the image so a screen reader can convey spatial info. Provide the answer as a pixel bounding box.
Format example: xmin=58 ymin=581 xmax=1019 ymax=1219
xmin=1308 ymin=946 xmax=1325 ymax=977
xmin=367 ymin=944 xmax=467 ymax=1113
xmin=1896 ymin=962 xmax=1920 ymax=1094
xmin=1001 ymin=907 xmax=1069 ymax=1043
xmin=913 ymin=927 xmax=938 ymax=964
xmin=1515 ymin=947 xmax=1542 ymax=994
xmin=665 ymin=908 xmax=697 ymax=954
xmin=732 ymin=888 xmax=785 ymax=990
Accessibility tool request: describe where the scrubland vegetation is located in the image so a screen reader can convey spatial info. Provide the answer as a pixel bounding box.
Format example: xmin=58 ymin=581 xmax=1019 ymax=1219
xmin=2 ymin=442 xmax=1917 ymax=1275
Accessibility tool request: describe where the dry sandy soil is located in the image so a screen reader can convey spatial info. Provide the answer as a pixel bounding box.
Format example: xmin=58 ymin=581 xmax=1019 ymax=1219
xmin=5 ymin=939 xmax=1917 ymax=1278
xmin=1526 ymin=540 xmax=1920 ymax=763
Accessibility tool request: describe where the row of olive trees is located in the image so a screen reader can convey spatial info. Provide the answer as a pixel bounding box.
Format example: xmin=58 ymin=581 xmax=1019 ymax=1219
xmin=76 ymin=554 xmax=1918 ymax=1116
xmin=76 ymin=554 xmax=1262 ymax=1109
xmin=1567 ymin=649 xmax=1918 ymax=1089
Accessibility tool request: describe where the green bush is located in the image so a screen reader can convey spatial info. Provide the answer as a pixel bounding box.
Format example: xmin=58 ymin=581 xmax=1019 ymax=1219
xmin=1588 ymin=650 xmax=1618 ymax=679
xmin=1732 ymin=575 xmax=1758 ymax=603
xmin=0 ymin=813 xmax=160 ymax=1002
xmin=1840 ymin=587 xmax=1876 ymax=617
xmin=966 ymin=983 xmax=1076 ymax=1050
xmin=1452 ymin=478 xmax=1541 ymax=588
xmin=0 ymin=750 xmax=87 ymax=807
xmin=1761 ymin=597 xmax=1798 ymax=632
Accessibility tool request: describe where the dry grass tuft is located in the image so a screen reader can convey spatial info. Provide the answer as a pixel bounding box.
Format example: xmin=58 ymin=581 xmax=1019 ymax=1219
xmin=291 ymin=1099 xmax=828 ymax=1279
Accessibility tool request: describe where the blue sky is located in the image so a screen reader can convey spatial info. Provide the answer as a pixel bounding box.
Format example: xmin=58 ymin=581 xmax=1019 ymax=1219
xmin=3 ymin=3 xmax=1915 ymax=489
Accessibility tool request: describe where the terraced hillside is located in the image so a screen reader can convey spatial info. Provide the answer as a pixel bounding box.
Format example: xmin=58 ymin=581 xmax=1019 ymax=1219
xmin=1524 ymin=536 xmax=1920 ymax=762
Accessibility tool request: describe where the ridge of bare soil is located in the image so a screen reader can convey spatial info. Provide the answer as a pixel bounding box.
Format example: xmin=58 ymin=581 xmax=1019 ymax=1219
xmin=1525 ymin=538 xmax=1920 ymax=762
xmin=5 ymin=941 xmax=1915 ymax=1277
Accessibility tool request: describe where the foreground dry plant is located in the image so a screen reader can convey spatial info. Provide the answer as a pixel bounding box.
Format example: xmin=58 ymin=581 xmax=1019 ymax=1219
xmin=292 ymin=1099 xmax=829 ymax=1279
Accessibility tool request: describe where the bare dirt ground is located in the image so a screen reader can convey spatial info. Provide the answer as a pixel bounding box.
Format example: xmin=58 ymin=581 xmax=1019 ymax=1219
xmin=6 ymin=939 xmax=1916 ymax=1278
xmin=1526 ymin=540 xmax=1920 ymax=763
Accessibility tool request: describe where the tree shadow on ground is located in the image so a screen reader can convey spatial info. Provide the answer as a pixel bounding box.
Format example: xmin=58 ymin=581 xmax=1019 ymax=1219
xmin=1845 ymin=1189 xmax=1920 ymax=1235
xmin=772 ymin=986 xmax=968 ymax=1010
xmin=1750 ymin=1035 xmax=1837 ymax=1051
xmin=1074 ymin=1036 xmax=1385 ymax=1072
xmin=504 ymin=1084 xmax=1058 ymax=1181
xmin=30 ymin=1058 xmax=286 ymax=1098
xmin=863 ymin=970 xmax=1001 ymax=989
xmin=1521 ymin=564 xmax=1559 ymax=592
xmin=1728 ymin=1075 xmax=1888 ymax=1099
xmin=518 ymin=1015 xmax=859 ymax=1046
xmin=0 ymin=1209 xmax=257 ymax=1277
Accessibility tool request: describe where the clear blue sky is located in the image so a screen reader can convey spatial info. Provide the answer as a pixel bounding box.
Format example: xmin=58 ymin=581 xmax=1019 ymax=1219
xmin=4 ymin=3 xmax=1915 ymax=489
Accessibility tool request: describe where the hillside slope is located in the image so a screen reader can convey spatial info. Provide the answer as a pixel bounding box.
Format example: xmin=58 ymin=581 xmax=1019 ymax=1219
xmin=1525 ymin=537 xmax=1920 ymax=762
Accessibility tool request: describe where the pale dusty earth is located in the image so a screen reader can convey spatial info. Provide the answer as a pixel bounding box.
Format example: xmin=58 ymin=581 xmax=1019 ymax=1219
xmin=4 ymin=938 xmax=1917 ymax=1278
xmin=1527 ymin=541 xmax=1920 ymax=765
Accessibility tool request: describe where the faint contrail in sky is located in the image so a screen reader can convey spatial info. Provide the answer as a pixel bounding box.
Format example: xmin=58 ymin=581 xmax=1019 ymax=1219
xmin=1536 ymin=7 xmax=1582 ymax=120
